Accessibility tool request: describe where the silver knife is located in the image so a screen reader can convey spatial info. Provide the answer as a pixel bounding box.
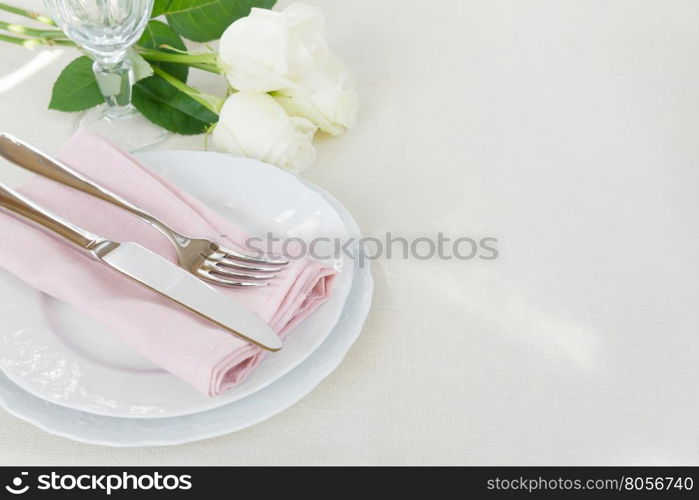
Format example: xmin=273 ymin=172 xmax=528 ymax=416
xmin=0 ymin=182 xmax=282 ymax=352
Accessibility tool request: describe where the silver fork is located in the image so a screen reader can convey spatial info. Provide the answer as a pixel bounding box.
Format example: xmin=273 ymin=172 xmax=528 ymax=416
xmin=0 ymin=133 xmax=287 ymax=287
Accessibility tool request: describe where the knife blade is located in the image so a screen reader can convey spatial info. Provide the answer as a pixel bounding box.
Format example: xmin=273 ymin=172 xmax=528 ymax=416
xmin=96 ymin=241 xmax=282 ymax=351
xmin=0 ymin=182 xmax=282 ymax=352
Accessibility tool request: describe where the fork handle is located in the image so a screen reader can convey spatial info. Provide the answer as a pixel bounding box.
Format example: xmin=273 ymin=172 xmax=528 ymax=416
xmin=0 ymin=182 xmax=103 ymax=252
xmin=0 ymin=133 xmax=163 ymax=231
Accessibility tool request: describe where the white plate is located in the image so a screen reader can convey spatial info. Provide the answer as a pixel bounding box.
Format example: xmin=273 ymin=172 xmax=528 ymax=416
xmin=0 ymin=176 xmax=372 ymax=447
xmin=0 ymin=152 xmax=354 ymax=418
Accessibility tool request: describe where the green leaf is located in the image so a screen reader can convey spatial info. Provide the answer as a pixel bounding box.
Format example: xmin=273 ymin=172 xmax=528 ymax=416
xmin=49 ymin=56 xmax=103 ymax=112
xmin=151 ymin=0 xmax=171 ymax=17
xmin=132 ymin=22 xmax=198 ymax=134
xmin=133 ymin=75 xmax=218 ymax=135
xmin=156 ymin=0 xmax=276 ymax=42
xmin=137 ymin=20 xmax=188 ymax=82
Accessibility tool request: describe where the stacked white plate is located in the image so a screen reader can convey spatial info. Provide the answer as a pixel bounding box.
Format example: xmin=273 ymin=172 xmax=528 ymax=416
xmin=0 ymin=151 xmax=373 ymax=446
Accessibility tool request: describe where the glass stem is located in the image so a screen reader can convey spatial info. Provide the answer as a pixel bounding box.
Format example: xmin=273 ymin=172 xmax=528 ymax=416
xmin=92 ymin=56 xmax=133 ymax=118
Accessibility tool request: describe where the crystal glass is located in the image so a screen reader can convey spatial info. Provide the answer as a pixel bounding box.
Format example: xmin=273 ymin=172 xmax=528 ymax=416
xmin=43 ymin=0 xmax=166 ymax=151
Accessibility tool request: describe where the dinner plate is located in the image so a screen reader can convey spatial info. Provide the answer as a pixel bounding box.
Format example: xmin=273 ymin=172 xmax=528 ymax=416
xmin=0 ymin=152 xmax=354 ymax=418
xmin=0 ymin=175 xmax=372 ymax=446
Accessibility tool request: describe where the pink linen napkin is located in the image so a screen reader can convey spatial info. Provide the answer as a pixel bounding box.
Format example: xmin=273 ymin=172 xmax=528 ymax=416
xmin=0 ymin=129 xmax=336 ymax=396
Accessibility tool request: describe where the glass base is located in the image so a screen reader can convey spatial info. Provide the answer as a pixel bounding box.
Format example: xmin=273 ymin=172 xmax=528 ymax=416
xmin=77 ymin=105 xmax=168 ymax=152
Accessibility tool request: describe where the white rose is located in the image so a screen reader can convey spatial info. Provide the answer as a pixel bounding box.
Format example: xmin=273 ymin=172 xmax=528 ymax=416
xmin=212 ymin=92 xmax=318 ymax=172
xmin=218 ymin=4 xmax=329 ymax=93
xmin=273 ymin=52 xmax=358 ymax=136
xmin=218 ymin=3 xmax=358 ymax=135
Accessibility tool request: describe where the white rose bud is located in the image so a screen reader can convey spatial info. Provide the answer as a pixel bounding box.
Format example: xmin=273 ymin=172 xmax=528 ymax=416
xmin=218 ymin=4 xmax=329 ymax=93
xmin=212 ymin=92 xmax=318 ymax=172
xmin=219 ymin=3 xmax=358 ymax=135
xmin=273 ymin=52 xmax=358 ymax=136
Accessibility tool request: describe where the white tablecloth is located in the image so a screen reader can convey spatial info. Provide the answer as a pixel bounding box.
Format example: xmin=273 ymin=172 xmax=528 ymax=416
xmin=0 ymin=0 xmax=697 ymax=465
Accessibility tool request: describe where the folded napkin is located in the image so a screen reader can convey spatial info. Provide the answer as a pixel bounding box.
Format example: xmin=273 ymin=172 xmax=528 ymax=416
xmin=0 ymin=130 xmax=336 ymax=396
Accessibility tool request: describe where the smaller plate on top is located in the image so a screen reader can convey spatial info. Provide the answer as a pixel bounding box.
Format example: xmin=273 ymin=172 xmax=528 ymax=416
xmin=0 ymin=152 xmax=354 ymax=418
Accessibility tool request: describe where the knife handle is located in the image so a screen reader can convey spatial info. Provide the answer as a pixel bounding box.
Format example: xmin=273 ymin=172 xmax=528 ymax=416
xmin=0 ymin=182 xmax=105 ymax=253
